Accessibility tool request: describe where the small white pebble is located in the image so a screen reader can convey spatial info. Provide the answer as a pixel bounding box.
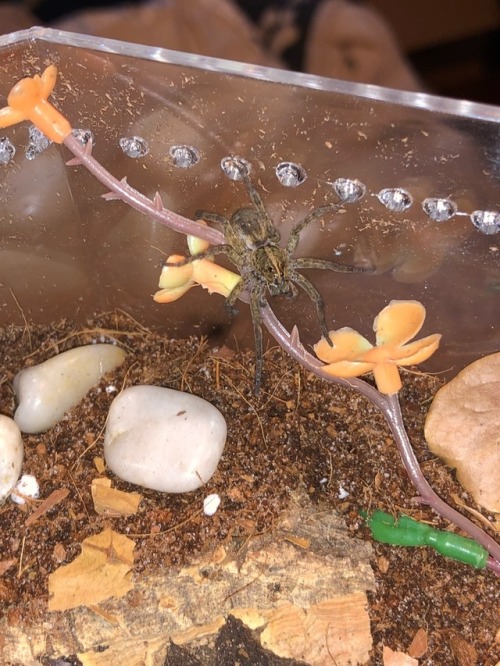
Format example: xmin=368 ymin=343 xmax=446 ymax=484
xmin=203 ymin=493 xmax=221 ymax=516
xmin=338 ymin=485 xmax=349 ymax=499
xmin=11 ymin=474 xmax=40 ymax=504
xmin=319 ymin=477 xmax=328 ymax=485
xmin=105 ymin=385 xmax=118 ymax=394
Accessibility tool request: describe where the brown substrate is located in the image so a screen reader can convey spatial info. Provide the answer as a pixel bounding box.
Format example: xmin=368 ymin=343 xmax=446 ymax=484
xmin=0 ymin=312 xmax=498 ymax=664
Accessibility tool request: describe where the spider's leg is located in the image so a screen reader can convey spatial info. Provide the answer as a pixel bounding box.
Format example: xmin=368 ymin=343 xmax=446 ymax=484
xmin=290 ymin=270 xmax=332 ymax=346
xmin=248 ymin=289 xmax=265 ymax=394
xmin=239 ymin=170 xmax=270 ymax=221
xmin=224 ymin=277 xmax=246 ymax=317
xmin=163 ymin=244 xmax=233 ymax=266
xmin=287 ymin=203 xmax=344 ymax=254
xmin=293 ymin=257 xmax=373 ymax=274
xmin=195 ymin=210 xmax=231 ymax=227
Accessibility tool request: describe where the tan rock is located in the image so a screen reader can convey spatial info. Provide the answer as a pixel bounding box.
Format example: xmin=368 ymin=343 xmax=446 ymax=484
xmin=425 ymin=352 xmax=500 ymax=513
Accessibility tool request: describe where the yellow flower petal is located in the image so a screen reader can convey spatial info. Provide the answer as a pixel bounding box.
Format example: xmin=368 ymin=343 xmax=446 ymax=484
xmin=394 ymin=333 xmax=441 ymax=366
xmin=153 ymin=283 xmax=193 ymax=303
xmin=158 ymin=255 xmax=194 ymax=289
xmin=374 ymin=300 xmax=426 ymax=347
xmin=361 ymin=346 xmax=393 ymax=363
xmin=314 ymin=328 xmax=373 ymax=363
xmin=372 ymin=362 xmax=402 ymax=394
xmin=192 ymin=259 xmax=241 ymax=298
xmin=321 ymin=360 xmax=375 ymax=378
xmin=187 ymin=221 xmax=211 ymax=255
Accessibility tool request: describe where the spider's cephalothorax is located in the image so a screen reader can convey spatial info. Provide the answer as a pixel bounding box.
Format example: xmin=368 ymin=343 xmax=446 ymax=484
xmin=167 ymin=163 xmax=371 ymax=393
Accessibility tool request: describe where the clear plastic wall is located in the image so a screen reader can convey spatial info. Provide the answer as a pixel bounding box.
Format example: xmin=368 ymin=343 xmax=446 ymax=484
xmin=1 ymin=28 xmax=499 ymax=375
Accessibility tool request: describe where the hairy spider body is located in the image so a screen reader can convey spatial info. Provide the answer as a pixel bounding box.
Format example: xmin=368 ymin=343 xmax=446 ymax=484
xmin=167 ymin=166 xmax=370 ymax=393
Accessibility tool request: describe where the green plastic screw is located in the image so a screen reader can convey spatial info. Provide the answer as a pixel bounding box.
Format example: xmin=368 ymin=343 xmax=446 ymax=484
xmin=363 ymin=509 xmax=488 ymax=569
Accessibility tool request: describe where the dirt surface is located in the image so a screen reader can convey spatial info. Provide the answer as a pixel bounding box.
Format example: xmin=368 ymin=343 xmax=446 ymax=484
xmin=1 ymin=311 xmax=499 ymax=664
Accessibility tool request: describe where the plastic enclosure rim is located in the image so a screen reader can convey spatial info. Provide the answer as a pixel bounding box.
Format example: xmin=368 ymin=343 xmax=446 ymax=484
xmin=0 ymin=26 xmax=499 ymax=123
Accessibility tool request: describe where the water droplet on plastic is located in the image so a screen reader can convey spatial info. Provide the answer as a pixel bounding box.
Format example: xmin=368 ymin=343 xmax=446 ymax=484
xmin=333 ymin=178 xmax=366 ymax=203
xmin=0 ymin=137 xmax=15 ymax=164
xmin=169 ymin=144 xmax=200 ymax=168
xmin=470 ymin=210 xmax=500 ymax=235
xmin=275 ymin=162 xmax=307 ymax=187
xmin=221 ymin=156 xmax=251 ymax=180
xmin=119 ymin=136 xmax=149 ymax=158
xmin=422 ymin=197 xmax=457 ymax=222
xmin=25 ymin=125 xmax=51 ymax=160
xmin=377 ymin=187 xmax=413 ymax=212
xmin=72 ymin=128 xmax=95 ymax=146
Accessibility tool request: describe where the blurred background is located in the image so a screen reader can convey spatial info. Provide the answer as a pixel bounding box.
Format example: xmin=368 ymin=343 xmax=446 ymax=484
xmin=1 ymin=0 xmax=499 ymax=103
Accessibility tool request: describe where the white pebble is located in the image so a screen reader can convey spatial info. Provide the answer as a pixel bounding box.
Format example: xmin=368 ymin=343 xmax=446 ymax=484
xmin=0 ymin=415 xmax=24 ymax=502
xmin=13 ymin=344 xmax=126 ymax=434
xmin=338 ymin=485 xmax=349 ymax=499
xmin=11 ymin=474 xmax=40 ymax=504
xmin=203 ymin=493 xmax=221 ymax=516
xmin=104 ymin=386 xmax=226 ymax=493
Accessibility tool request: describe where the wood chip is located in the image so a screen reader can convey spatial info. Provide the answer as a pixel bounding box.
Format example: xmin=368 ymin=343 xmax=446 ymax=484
xmin=383 ymin=645 xmax=418 ymax=665
xmin=450 ymin=633 xmax=478 ymax=666
xmin=408 ymin=627 xmax=428 ymax=658
xmin=48 ymin=528 xmax=135 ymax=611
xmin=25 ymin=488 xmax=69 ymax=527
xmin=0 ymin=559 xmax=16 ymax=576
xmin=91 ymin=477 xmax=142 ymax=516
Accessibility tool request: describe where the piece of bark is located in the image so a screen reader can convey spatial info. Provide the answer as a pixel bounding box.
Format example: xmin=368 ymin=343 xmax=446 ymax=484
xmin=2 ymin=490 xmax=374 ymax=665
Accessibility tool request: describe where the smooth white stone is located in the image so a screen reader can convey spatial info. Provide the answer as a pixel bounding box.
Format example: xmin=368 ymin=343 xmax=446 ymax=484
xmin=104 ymin=386 xmax=227 ymax=493
xmin=14 ymin=344 xmax=126 ymax=434
xmin=0 ymin=415 xmax=24 ymax=502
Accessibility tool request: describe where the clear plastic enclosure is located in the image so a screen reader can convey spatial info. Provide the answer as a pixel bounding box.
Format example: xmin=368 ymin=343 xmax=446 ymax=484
xmin=1 ymin=27 xmax=499 ymax=375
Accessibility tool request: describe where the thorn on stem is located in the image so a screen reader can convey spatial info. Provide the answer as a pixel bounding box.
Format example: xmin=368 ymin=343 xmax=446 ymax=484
xmin=153 ymin=192 xmax=164 ymax=211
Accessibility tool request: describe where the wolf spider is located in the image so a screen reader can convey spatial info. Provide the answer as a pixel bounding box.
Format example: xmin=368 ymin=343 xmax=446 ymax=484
xmin=168 ymin=162 xmax=370 ymax=393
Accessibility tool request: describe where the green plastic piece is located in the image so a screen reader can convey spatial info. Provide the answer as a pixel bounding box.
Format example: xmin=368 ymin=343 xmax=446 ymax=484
xmin=364 ymin=509 xmax=488 ymax=569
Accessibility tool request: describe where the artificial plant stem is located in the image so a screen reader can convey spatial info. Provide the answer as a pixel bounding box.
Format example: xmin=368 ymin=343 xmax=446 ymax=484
xmin=63 ymin=134 xmax=226 ymax=246
xmin=384 ymin=394 xmax=500 ymax=569
xmin=261 ymin=306 xmax=500 ymax=571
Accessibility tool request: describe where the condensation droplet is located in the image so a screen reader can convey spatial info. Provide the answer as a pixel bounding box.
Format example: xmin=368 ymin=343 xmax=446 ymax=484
xmin=25 ymin=125 xmax=51 ymax=160
xmin=470 ymin=210 xmax=500 ymax=235
xmin=119 ymin=136 xmax=149 ymax=158
xmin=72 ymin=128 xmax=95 ymax=146
xmin=275 ymin=162 xmax=307 ymax=187
xmin=422 ymin=197 xmax=458 ymax=222
xmin=0 ymin=137 xmax=15 ymax=164
xmin=220 ymin=156 xmax=251 ymax=180
xmin=333 ymin=177 xmax=366 ymax=203
xmin=169 ymin=144 xmax=200 ymax=168
xmin=377 ymin=187 xmax=413 ymax=212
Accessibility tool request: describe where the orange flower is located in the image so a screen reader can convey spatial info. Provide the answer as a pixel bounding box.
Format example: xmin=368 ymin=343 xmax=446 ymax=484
xmin=154 ymin=254 xmax=242 ymax=303
xmin=154 ymin=227 xmax=242 ymax=303
xmin=314 ymin=300 xmax=441 ymax=394
xmin=0 ymin=65 xmax=72 ymax=143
